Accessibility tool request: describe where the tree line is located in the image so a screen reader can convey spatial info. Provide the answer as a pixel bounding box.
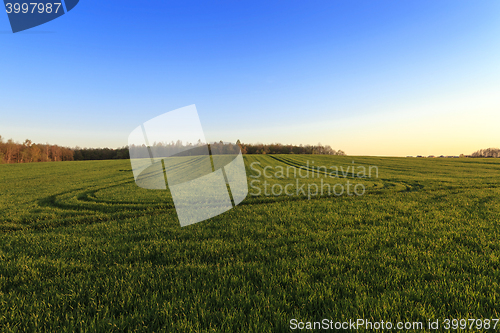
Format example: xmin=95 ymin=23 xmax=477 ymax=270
xmin=0 ymin=136 xmax=74 ymax=163
xmin=0 ymin=136 xmax=345 ymax=164
xmin=237 ymin=140 xmax=345 ymax=155
xmin=73 ymin=147 xmax=130 ymax=161
xmin=129 ymin=140 xmax=346 ymax=157
xmin=470 ymin=148 xmax=500 ymax=158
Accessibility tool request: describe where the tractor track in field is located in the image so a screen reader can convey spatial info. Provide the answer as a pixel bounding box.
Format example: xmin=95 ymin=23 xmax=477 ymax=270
xmin=267 ymin=155 xmax=416 ymax=192
xmin=3 ymin=180 xmax=177 ymax=232
xmin=267 ymin=155 xmax=493 ymax=194
xmin=3 ymin=157 xmax=499 ymax=232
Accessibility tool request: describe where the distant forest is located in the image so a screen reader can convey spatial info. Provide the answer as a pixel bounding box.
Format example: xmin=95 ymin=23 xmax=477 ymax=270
xmin=0 ymin=136 xmax=346 ymax=164
xmin=2 ymin=135 xmax=499 ymax=164
xmin=470 ymin=148 xmax=500 ymax=158
xmin=0 ymin=137 xmax=74 ymax=163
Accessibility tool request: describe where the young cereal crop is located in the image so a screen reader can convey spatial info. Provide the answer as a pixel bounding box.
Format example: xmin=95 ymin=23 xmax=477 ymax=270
xmin=0 ymin=156 xmax=499 ymax=332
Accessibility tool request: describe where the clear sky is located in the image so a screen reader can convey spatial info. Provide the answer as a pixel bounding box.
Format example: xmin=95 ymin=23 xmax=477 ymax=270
xmin=1 ymin=0 xmax=499 ymax=156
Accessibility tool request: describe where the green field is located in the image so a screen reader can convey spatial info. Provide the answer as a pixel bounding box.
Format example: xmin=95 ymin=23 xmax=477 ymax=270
xmin=1 ymin=156 xmax=500 ymax=332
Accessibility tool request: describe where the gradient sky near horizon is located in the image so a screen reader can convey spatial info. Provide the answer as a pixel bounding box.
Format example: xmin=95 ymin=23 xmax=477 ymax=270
xmin=1 ymin=0 xmax=499 ymax=156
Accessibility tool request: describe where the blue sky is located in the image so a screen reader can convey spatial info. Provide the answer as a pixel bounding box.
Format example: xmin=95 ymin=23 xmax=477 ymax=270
xmin=1 ymin=0 xmax=499 ymax=156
